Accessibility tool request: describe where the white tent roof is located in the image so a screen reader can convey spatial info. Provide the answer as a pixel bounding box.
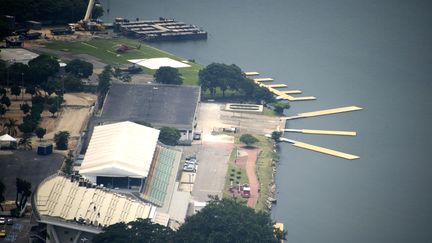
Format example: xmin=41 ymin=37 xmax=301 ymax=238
xmin=0 ymin=134 xmax=17 ymax=142
xmin=80 ymin=121 xmax=160 ymax=178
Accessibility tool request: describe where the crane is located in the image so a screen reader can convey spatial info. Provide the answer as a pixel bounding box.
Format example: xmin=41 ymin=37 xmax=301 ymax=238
xmin=70 ymin=0 xmax=104 ymax=31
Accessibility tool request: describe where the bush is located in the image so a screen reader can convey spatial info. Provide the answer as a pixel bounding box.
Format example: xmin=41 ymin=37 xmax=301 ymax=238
xmin=240 ymin=134 xmax=259 ymax=147
xmin=54 ymin=131 xmax=70 ymax=150
xmin=159 ymin=127 xmax=181 ymax=146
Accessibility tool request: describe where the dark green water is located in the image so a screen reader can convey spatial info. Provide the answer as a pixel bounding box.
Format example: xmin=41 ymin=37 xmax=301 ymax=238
xmin=102 ymin=0 xmax=432 ymax=242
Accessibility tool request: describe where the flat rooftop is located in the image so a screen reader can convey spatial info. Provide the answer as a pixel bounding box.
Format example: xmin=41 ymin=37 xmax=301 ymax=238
xmin=101 ymin=83 xmax=200 ymax=129
xmin=0 ymin=48 xmax=39 ymax=64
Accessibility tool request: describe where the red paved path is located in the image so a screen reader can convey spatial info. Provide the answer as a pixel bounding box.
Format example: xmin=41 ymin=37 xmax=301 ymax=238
xmin=239 ymin=147 xmax=261 ymax=208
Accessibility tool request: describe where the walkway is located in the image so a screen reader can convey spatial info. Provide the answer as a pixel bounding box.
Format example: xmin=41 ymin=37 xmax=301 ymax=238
xmin=238 ymin=147 xmax=261 ymax=208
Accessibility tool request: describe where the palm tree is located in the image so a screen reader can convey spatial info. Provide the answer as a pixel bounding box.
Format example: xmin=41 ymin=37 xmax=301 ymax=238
xmin=18 ymin=135 xmax=32 ymax=150
xmin=4 ymin=119 xmax=18 ymax=137
xmin=15 ymin=178 xmax=31 ymax=216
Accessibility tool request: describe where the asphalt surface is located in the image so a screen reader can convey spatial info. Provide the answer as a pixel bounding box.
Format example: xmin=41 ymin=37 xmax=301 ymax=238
xmin=0 ymin=150 xmax=63 ymax=200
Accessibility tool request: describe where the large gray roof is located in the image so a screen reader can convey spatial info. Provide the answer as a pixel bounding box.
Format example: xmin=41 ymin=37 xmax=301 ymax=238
xmin=101 ymin=83 xmax=200 ymax=129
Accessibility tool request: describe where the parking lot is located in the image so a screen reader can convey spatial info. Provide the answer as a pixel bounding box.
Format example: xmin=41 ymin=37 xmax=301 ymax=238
xmin=0 ymin=150 xmax=63 ymax=200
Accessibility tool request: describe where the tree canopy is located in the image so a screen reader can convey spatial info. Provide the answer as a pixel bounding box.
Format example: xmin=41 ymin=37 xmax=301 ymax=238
xmin=28 ymin=54 xmax=60 ymax=86
xmin=54 ymin=131 xmax=70 ymax=150
xmin=199 ymin=63 xmax=275 ymax=103
xmin=176 ymin=198 xmax=285 ymax=243
xmin=154 ymin=66 xmax=183 ymax=85
xmin=0 ymin=0 xmax=91 ymax=23
xmin=240 ymin=134 xmax=259 ymax=147
xmin=65 ymin=59 xmax=93 ymax=78
xmin=158 ymin=127 xmax=181 ymax=146
xmin=93 ymin=218 xmax=174 ymax=243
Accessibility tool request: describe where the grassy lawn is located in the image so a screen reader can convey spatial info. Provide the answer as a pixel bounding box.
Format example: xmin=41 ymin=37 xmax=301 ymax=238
xmin=223 ymin=147 xmax=249 ymax=205
xmin=254 ymin=135 xmax=278 ymax=212
xmin=44 ymin=37 xmax=202 ymax=85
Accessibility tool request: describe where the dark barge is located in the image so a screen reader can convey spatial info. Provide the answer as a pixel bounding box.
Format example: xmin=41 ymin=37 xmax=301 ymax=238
xmin=114 ymin=17 xmax=207 ymax=42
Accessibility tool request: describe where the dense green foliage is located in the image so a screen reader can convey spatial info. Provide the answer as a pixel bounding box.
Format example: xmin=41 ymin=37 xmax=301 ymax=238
xmin=35 ymin=127 xmax=46 ymax=141
xmin=62 ymin=73 xmax=83 ymax=92
xmin=176 ymin=198 xmax=285 ymax=243
xmin=93 ymin=199 xmax=285 ymax=243
xmin=0 ymin=0 xmax=89 ymax=23
xmin=1 ymin=95 xmax=11 ymax=108
xmin=28 ymin=54 xmax=60 ymax=86
xmin=271 ymin=131 xmax=282 ymax=142
xmin=98 ymin=65 xmax=112 ymax=95
xmin=54 ymin=131 xmax=70 ymax=150
xmin=271 ymin=102 xmax=290 ymax=115
xmin=93 ymin=219 xmax=175 ymax=243
xmin=62 ymin=152 xmax=74 ymax=175
xmin=154 ymin=66 xmax=183 ymax=85
xmin=3 ymin=118 xmax=18 ymax=136
xmin=240 ymin=134 xmax=259 ymax=147
xmin=199 ymin=63 xmax=275 ymax=103
xmin=65 ymin=59 xmax=93 ymax=78
xmin=159 ymin=127 xmax=181 ymax=146
xmin=15 ymin=178 xmax=31 ymax=215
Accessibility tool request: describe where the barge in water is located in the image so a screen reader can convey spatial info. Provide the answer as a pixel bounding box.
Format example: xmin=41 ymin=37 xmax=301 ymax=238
xmin=114 ymin=17 xmax=207 ymax=42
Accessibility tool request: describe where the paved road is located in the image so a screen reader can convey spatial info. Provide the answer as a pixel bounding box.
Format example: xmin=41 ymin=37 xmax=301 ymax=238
xmin=191 ymin=142 xmax=233 ymax=202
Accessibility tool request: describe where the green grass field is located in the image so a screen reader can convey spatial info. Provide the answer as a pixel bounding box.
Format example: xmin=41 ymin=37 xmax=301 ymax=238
xmin=44 ymin=37 xmax=202 ymax=85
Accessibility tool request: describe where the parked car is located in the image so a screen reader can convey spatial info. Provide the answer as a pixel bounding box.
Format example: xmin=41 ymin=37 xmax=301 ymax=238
xmin=0 ymin=217 xmax=5 ymax=225
xmin=183 ymin=164 xmax=196 ymax=172
xmin=6 ymin=218 xmax=13 ymax=225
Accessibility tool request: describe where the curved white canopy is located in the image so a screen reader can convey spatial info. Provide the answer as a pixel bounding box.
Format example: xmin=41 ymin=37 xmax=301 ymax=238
xmin=80 ymin=121 xmax=160 ymax=178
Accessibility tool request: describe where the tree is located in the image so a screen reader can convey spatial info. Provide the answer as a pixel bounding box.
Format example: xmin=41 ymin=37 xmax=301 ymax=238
xmin=92 ymin=5 xmax=104 ymax=19
xmin=271 ymin=131 xmax=282 ymax=142
xmin=10 ymin=85 xmax=21 ymax=100
xmin=159 ymin=127 xmax=181 ymax=146
xmin=18 ymin=134 xmax=32 ymax=150
xmin=175 ymin=198 xmax=285 ymax=243
xmin=7 ymin=63 xmax=29 ymax=86
xmin=20 ymin=103 xmax=31 ymax=114
xmin=54 ymin=131 xmax=70 ymax=150
xmin=199 ymin=63 xmax=244 ymax=97
xmin=0 ymin=95 xmax=11 ymax=108
xmin=0 ymin=105 xmax=5 ymax=117
xmin=0 ymin=87 xmax=6 ymax=96
xmin=25 ymin=85 xmax=37 ymax=97
xmin=98 ymin=65 xmax=112 ymax=96
xmin=15 ymin=178 xmax=31 ymax=216
xmin=271 ymin=102 xmax=290 ymax=115
xmin=28 ymin=55 xmax=60 ymax=86
xmin=0 ymin=179 xmax=5 ymax=211
xmin=35 ymin=127 xmax=46 ymax=141
xmin=62 ymin=73 xmax=83 ymax=92
xmin=62 ymin=152 xmax=74 ymax=175
xmin=3 ymin=118 xmax=18 ymax=136
xmin=253 ymin=86 xmax=275 ymax=104
xmin=93 ymin=218 xmax=174 ymax=243
xmin=65 ymin=59 xmax=93 ymax=78
xmin=240 ymin=134 xmax=259 ymax=147
xmin=49 ymin=103 xmax=59 ymax=117
xmin=154 ymin=66 xmax=183 ymax=85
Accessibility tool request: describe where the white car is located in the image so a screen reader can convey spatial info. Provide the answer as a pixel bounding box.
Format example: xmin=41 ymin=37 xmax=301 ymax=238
xmin=0 ymin=217 xmax=5 ymax=225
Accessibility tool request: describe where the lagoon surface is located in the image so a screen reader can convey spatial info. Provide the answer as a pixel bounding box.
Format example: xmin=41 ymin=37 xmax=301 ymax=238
xmin=102 ymin=0 xmax=432 ymax=242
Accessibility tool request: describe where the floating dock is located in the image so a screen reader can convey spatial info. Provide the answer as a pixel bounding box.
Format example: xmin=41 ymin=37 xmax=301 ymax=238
xmin=283 ymin=106 xmax=363 ymax=120
xmin=244 ymin=71 xmax=260 ymax=76
xmin=280 ymin=138 xmax=360 ymax=160
xmin=283 ymin=129 xmax=357 ymax=136
xmin=265 ymin=85 xmax=316 ymax=101
xmin=254 ymin=78 xmax=274 ymax=82
xmin=114 ymin=18 xmax=207 ymax=42
xmin=266 ymin=84 xmax=288 ymax=88
xmin=282 ymin=90 xmax=302 ymax=94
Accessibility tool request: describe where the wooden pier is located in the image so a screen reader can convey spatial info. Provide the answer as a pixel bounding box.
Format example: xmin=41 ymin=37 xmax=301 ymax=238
xmin=283 ymin=129 xmax=357 ymax=136
xmin=280 ymin=138 xmax=360 ymax=160
xmin=283 ymin=106 xmax=363 ymax=119
xmin=244 ymin=71 xmax=260 ymax=76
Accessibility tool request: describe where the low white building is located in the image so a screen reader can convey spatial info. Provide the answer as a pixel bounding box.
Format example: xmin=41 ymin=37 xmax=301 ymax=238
xmin=80 ymin=121 xmax=160 ymax=189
